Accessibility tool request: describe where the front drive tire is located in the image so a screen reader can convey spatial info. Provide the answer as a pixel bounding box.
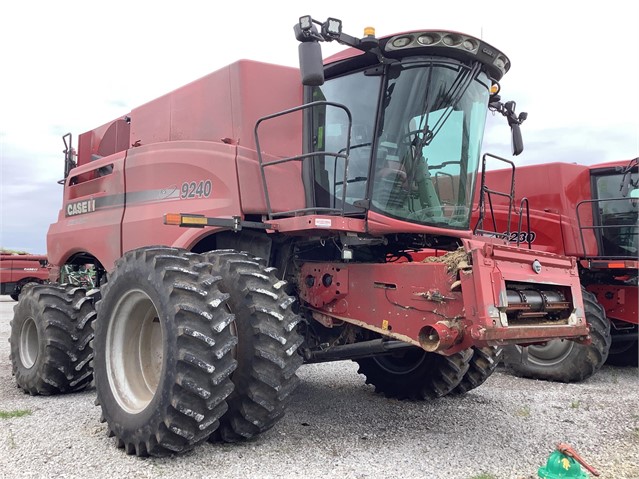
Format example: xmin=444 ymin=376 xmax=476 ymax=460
xmin=93 ymin=247 xmax=237 ymax=457
xmin=503 ymin=289 xmax=611 ymax=383
xmin=355 ymin=347 xmax=472 ymax=400
xmin=204 ymin=250 xmax=303 ymax=442
xmin=9 ymin=283 xmax=95 ymax=395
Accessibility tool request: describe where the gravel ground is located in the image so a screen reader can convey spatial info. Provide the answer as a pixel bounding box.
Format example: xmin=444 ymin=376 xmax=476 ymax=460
xmin=1 ymin=295 xmax=638 ymax=479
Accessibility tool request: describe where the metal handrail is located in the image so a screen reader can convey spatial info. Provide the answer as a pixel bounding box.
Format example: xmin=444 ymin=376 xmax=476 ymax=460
xmin=254 ymin=101 xmax=353 ymax=220
xmin=516 ymin=197 xmax=532 ymax=249
xmin=576 ymin=197 xmax=639 ymax=260
xmin=474 ymin=153 xmax=516 ymax=240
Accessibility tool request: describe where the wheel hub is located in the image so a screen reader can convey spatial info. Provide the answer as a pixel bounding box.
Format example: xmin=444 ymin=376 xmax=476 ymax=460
xmin=525 ymin=339 xmax=574 ymax=366
xmin=19 ymin=317 xmax=39 ymax=369
xmin=105 ymin=290 xmax=164 ymax=414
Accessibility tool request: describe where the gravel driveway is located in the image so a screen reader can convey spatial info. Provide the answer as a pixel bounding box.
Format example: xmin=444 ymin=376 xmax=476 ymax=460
xmin=1 ymin=295 xmax=637 ymax=479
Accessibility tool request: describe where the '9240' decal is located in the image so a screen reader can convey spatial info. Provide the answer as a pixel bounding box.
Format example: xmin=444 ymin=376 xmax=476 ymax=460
xmin=180 ymin=180 xmax=212 ymax=199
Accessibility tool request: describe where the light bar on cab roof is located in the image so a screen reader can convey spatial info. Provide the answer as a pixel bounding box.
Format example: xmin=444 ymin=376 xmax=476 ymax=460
xmin=383 ymin=31 xmax=511 ymax=80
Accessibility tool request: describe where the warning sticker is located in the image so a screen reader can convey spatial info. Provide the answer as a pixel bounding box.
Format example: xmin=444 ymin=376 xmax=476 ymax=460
xmin=314 ymin=218 xmax=332 ymax=228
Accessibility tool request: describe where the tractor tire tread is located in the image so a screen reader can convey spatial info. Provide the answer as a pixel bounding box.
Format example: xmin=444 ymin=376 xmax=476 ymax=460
xmin=94 ymin=246 xmax=236 ymax=457
xmin=204 ymin=250 xmax=302 ymax=443
xmin=9 ymin=283 xmax=95 ymax=395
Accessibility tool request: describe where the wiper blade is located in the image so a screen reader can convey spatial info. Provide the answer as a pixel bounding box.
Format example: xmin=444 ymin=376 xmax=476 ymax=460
xmin=416 ymin=61 xmax=482 ymax=150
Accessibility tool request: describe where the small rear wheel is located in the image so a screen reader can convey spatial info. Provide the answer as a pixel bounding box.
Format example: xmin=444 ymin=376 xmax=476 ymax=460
xmin=9 ymin=283 xmax=95 ymax=395
xmin=503 ymin=289 xmax=611 ymax=382
xmin=355 ymin=347 xmax=472 ymax=400
xmin=94 ymin=247 xmax=237 ymax=456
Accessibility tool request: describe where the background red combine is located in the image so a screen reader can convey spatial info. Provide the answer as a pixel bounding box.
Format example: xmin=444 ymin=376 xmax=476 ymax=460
xmin=473 ymin=158 xmax=638 ymax=380
xmin=0 ymin=253 xmax=49 ymax=301
xmin=10 ymin=16 xmax=594 ymax=457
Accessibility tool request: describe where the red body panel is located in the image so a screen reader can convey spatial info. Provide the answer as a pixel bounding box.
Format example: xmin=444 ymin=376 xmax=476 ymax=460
xmin=586 ymin=284 xmax=638 ymax=325
xmin=48 ymin=60 xmax=304 ymax=273
xmin=474 ymin=160 xmax=638 ymax=326
xmin=0 ymin=255 xmax=49 ymax=295
xmin=473 ymin=162 xmax=596 ymax=257
xmin=299 ymin=239 xmax=588 ymax=354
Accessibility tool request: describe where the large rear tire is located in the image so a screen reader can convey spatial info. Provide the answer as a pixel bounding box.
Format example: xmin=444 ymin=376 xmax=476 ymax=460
xmin=93 ymin=247 xmax=237 ymax=456
xmin=355 ymin=347 xmax=472 ymax=400
xmin=452 ymin=346 xmax=502 ymax=394
xmin=9 ymin=283 xmax=95 ymax=395
xmin=204 ymin=250 xmax=303 ymax=442
xmin=503 ymin=289 xmax=611 ymax=383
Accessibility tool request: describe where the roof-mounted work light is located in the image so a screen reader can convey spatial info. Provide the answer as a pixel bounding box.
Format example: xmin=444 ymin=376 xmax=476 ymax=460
xmin=324 ymin=18 xmax=342 ymax=38
xmin=299 ymin=15 xmax=312 ymax=31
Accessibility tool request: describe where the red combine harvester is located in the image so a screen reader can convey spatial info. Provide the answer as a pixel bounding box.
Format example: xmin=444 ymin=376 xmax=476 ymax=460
xmin=11 ymin=16 xmax=592 ymax=457
xmin=474 ymin=158 xmax=638 ymax=380
xmin=0 ymin=253 xmax=49 ymax=300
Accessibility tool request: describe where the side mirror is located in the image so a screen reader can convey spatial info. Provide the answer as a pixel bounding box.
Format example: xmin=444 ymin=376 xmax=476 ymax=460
xmin=503 ymin=101 xmax=525 ymax=156
xmin=298 ymin=41 xmax=324 ymax=86
xmin=511 ymin=123 xmax=523 ymax=156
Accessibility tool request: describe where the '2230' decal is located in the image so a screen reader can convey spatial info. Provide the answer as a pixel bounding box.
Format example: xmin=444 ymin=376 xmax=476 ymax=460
xmin=180 ymin=180 xmax=212 ymax=199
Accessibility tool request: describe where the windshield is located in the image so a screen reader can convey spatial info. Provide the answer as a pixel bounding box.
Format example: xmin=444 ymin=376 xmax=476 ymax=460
xmin=308 ymin=58 xmax=491 ymax=228
xmin=371 ymin=60 xmax=490 ymax=229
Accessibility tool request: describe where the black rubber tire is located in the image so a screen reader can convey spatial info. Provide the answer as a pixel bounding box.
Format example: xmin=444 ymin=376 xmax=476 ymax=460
xmin=93 ymin=247 xmax=237 ymax=457
xmin=452 ymin=346 xmax=503 ymax=394
xmin=606 ymin=339 xmax=638 ymax=367
xmin=355 ymin=347 xmax=472 ymax=400
xmin=204 ymin=250 xmax=303 ymax=442
xmin=9 ymin=283 xmax=95 ymax=395
xmin=10 ymin=279 xmax=43 ymax=302
xmin=503 ymin=289 xmax=611 ymax=383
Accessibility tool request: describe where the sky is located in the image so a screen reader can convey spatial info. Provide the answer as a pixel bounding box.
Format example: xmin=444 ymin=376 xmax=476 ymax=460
xmin=1 ymin=1 xmax=638 ymax=254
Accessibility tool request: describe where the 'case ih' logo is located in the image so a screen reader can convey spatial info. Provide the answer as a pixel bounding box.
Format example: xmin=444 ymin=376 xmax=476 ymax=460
xmin=66 ymin=199 xmax=96 ymax=216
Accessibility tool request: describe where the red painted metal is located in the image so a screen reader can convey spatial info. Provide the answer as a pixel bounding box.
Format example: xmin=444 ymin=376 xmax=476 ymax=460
xmin=47 ymin=60 xmax=303 ymax=271
xmin=475 ymin=159 xmax=638 ymax=328
xmin=586 ymin=284 xmax=638 ymax=325
xmin=299 ymin=238 xmax=589 ymax=355
xmin=366 ymin=210 xmax=474 ymax=237
xmin=472 ymin=162 xmax=596 ymax=257
xmin=269 ymin=216 xmax=367 ymax=234
xmin=0 ymin=254 xmax=49 ymax=295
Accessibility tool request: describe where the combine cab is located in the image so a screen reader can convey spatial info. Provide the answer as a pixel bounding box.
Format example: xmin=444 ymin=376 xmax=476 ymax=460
xmin=10 ymin=16 xmax=592 ymax=456
xmin=474 ymin=158 xmax=638 ymax=380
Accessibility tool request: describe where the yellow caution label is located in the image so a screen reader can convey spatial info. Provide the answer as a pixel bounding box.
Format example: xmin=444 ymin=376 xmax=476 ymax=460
xmin=382 ymin=320 xmax=389 ymax=330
